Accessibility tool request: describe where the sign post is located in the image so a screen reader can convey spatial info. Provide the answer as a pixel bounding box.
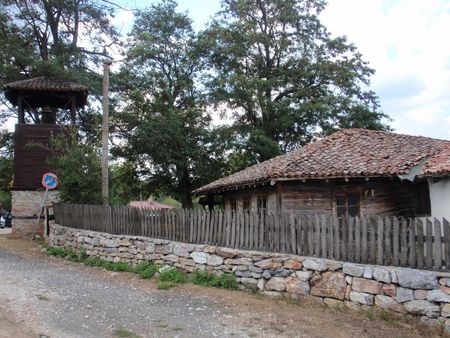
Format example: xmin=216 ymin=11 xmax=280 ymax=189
xmin=33 ymin=173 xmax=58 ymax=239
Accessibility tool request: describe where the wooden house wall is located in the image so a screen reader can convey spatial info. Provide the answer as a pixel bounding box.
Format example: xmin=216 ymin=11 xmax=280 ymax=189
xmin=281 ymin=179 xmax=416 ymax=217
xmin=219 ymin=178 xmax=418 ymax=218
xmin=13 ymin=124 xmax=68 ymax=190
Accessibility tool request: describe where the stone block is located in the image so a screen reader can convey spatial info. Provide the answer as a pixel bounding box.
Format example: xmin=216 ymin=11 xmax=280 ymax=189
xmin=344 ymin=301 xmax=361 ymax=311
xmin=382 ymin=284 xmax=397 ymax=297
xmin=155 ymin=245 xmax=170 ymax=254
xmin=363 ymin=267 xmax=373 ymax=279
xmin=426 ymin=289 xmax=450 ymax=303
xmin=342 ymin=263 xmax=364 ymax=277
xmin=413 ymin=289 xmax=427 ymax=300
xmin=296 ymin=271 xmax=313 ymax=281
xmin=203 ymin=246 xmax=216 ymax=254
xmin=191 ymin=252 xmax=208 ymax=264
xmin=442 ymin=304 xmax=450 ymax=317
xmin=303 ymin=258 xmax=328 ymax=272
xmin=403 ymin=300 xmax=440 ymax=318
xmin=262 ymin=270 xmax=271 ymax=279
xmin=396 ymin=287 xmax=414 ymax=303
xmin=254 ymin=258 xmax=275 ymax=269
xmin=445 ymin=319 xmax=450 ymax=334
xmin=324 ymin=260 xmax=343 ymax=271
xmin=396 ymin=268 xmax=438 ymax=290
xmin=373 ymin=267 xmax=391 ymax=284
xmin=215 ymin=247 xmax=238 ymax=258
xmin=311 ymin=272 xmax=346 ymax=300
xmin=207 ymin=255 xmax=224 ymax=266
xmin=257 ymin=278 xmax=266 ymax=291
xmin=349 ymin=291 xmax=374 ymax=306
xmin=236 ymin=270 xmax=252 ymax=278
xmin=352 ymin=278 xmax=382 ymax=295
xmin=375 ymin=295 xmax=404 ymax=313
xmin=163 ymin=254 xmax=179 ymax=263
xmin=440 ymin=278 xmax=450 ymax=287
xmin=266 ymin=277 xmax=286 ymax=292
xmin=284 ymin=259 xmax=302 ymax=270
xmin=227 ymin=258 xmax=253 ymax=266
xmin=171 ymin=244 xmax=191 ymax=257
xmin=285 ymin=276 xmax=310 ymax=295
xmin=270 ymin=268 xmax=292 ymax=277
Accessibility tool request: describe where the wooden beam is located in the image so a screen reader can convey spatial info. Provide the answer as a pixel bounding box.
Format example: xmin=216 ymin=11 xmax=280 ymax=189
xmin=70 ymin=96 xmax=76 ymax=125
xmin=276 ymin=181 xmax=283 ymax=213
xmin=17 ymin=95 xmax=25 ymax=124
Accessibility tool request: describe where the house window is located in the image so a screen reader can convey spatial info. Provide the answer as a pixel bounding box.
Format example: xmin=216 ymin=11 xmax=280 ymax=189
xmin=243 ymin=197 xmax=251 ymax=213
xmin=415 ymin=181 xmax=431 ymax=216
xmin=257 ymin=196 xmax=267 ymax=214
xmin=336 ymin=191 xmax=360 ymax=219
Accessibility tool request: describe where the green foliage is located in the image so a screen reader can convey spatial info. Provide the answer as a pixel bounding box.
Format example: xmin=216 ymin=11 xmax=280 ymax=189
xmin=138 ymin=264 xmax=159 ymax=279
xmin=201 ymin=0 xmax=390 ymax=162
xmin=113 ymin=328 xmax=142 ymax=338
xmin=110 ymin=162 xmax=143 ymax=205
xmin=84 ymin=257 xmax=104 ymax=267
xmin=113 ymin=0 xmax=227 ymax=208
xmin=48 ymin=131 xmax=102 ymax=204
xmin=158 ymin=267 xmax=185 ymax=284
xmin=0 ymin=1 xmax=118 ymax=129
xmin=191 ymin=271 xmax=239 ymax=290
xmin=46 ymin=246 xmax=73 ymax=258
xmin=157 ymin=281 xmax=176 ymax=290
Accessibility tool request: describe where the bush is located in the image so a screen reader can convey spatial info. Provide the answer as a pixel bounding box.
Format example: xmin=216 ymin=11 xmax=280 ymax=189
xmin=139 ymin=265 xmax=159 ymax=279
xmin=83 ymin=257 xmax=104 ymax=267
xmin=157 ymin=281 xmax=176 ymax=290
xmin=191 ymin=271 xmax=239 ymax=290
xmin=47 ymin=246 xmax=73 ymax=258
xmin=158 ymin=268 xmax=185 ymax=284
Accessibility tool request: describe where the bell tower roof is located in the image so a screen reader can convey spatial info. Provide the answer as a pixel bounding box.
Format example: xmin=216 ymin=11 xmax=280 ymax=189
xmin=4 ymin=76 xmax=88 ymax=109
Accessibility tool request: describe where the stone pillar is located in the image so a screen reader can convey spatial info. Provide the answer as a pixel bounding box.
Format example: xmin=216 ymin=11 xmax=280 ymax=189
xmin=11 ymin=190 xmax=59 ymax=239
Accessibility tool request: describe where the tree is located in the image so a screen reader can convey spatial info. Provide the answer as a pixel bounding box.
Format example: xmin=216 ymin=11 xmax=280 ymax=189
xmin=201 ymin=0 xmax=389 ymax=163
xmin=0 ymin=129 xmax=13 ymax=210
xmin=48 ymin=131 xmax=102 ymax=204
xmin=109 ymin=161 xmax=143 ymax=205
xmin=0 ymin=0 xmax=119 ymax=128
xmin=113 ymin=0 xmax=226 ymax=208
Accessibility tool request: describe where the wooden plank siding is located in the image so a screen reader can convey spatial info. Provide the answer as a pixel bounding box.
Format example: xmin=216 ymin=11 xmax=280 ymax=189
xmin=221 ymin=179 xmax=418 ymax=219
xmin=13 ymin=124 xmax=70 ymax=190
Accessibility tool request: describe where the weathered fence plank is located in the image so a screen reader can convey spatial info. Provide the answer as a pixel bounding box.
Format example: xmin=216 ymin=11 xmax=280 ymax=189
xmin=53 ymin=204 xmax=450 ymax=271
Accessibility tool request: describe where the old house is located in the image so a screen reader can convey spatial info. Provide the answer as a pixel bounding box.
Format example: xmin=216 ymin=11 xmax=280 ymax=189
xmin=194 ymin=129 xmax=450 ymax=219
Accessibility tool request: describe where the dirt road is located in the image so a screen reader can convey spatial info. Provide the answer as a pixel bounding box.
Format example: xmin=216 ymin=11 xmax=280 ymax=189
xmin=0 ymin=234 xmax=439 ymax=338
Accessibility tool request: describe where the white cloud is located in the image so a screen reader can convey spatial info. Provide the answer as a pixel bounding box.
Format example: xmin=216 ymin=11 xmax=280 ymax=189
xmin=321 ymin=0 xmax=450 ymax=139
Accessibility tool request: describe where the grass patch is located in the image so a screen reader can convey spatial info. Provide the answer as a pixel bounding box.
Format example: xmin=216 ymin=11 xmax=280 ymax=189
xmin=191 ymin=271 xmax=239 ymax=290
xmin=158 ymin=267 xmax=185 ymax=284
xmin=113 ymin=328 xmax=141 ymax=338
xmin=157 ymin=281 xmax=176 ymax=290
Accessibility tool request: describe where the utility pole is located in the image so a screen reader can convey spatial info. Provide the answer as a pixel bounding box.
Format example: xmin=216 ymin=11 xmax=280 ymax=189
xmin=102 ymin=59 xmax=112 ymax=205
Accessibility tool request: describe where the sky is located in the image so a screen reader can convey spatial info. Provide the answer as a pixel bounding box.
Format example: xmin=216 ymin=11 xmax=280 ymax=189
xmin=112 ymin=0 xmax=450 ymax=140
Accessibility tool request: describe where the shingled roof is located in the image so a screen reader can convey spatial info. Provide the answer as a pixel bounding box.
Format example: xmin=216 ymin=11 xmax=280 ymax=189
xmin=4 ymin=76 xmax=88 ymax=108
xmin=195 ymin=129 xmax=450 ymax=195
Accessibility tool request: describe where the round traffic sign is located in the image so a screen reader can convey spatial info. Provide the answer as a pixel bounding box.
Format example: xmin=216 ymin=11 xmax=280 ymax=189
xmin=41 ymin=172 xmax=58 ymax=189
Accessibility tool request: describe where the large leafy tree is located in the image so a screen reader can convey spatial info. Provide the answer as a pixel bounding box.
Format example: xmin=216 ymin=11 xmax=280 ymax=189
xmin=114 ymin=0 xmax=226 ymax=208
xmin=201 ymin=0 xmax=389 ymax=163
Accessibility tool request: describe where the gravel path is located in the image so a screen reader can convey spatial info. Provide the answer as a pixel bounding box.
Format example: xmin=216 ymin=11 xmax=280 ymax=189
xmin=0 ymin=235 xmax=439 ymax=338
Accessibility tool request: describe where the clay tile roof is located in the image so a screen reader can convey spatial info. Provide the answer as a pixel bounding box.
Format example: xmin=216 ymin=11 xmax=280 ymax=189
xmin=194 ymin=129 xmax=450 ymax=195
xmin=4 ymin=76 xmax=88 ymax=93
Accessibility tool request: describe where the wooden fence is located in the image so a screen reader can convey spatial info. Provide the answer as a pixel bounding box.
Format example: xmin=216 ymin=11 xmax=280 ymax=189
xmin=53 ymin=203 xmax=450 ymax=271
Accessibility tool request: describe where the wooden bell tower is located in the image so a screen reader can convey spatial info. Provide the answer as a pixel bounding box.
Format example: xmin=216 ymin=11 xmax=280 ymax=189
xmin=3 ymin=77 xmax=88 ymax=238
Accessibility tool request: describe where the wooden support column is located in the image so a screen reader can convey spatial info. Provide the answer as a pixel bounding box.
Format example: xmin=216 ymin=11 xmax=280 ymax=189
xmin=17 ymin=95 xmax=25 ymax=124
xmin=70 ymin=96 xmax=76 ymax=125
xmin=276 ymin=181 xmax=283 ymax=213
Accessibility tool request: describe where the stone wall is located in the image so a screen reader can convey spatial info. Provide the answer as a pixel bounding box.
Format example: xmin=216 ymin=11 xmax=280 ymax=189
xmin=49 ymin=224 xmax=450 ymax=332
xmin=12 ymin=190 xmax=59 ymax=238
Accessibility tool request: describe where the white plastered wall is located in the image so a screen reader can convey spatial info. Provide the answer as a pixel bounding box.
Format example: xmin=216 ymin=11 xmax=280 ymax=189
xmin=429 ymin=178 xmax=450 ymax=220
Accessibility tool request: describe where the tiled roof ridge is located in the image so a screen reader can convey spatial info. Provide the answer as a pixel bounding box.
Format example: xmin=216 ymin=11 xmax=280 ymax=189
xmin=4 ymin=76 xmax=88 ymax=92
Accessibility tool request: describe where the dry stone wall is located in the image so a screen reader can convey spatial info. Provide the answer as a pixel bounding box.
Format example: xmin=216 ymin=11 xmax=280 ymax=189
xmin=49 ymin=224 xmax=450 ymax=332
